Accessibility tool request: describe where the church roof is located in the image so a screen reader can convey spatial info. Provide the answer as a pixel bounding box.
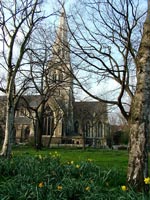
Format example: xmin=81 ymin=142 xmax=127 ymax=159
xmin=0 ymin=95 xmax=42 ymax=108
xmin=73 ymin=101 xmax=108 ymax=121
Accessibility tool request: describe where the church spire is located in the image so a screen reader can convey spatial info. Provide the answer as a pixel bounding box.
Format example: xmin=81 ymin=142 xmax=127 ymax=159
xmin=52 ymin=2 xmax=70 ymax=63
xmin=57 ymin=2 xmax=67 ymax=43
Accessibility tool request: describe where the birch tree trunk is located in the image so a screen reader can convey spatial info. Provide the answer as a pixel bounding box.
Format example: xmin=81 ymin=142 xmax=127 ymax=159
xmin=127 ymin=0 xmax=150 ymax=192
xmin=0 ymin=84 xmax=15 ymax=158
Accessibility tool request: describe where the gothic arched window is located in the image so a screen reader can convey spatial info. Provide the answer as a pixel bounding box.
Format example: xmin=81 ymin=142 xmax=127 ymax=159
xmin=85 ymin=121 xmax=91 ymax=137
xmin=74 ymin=121 xmax=79 ymax=134
xmin=97 ymin=122 xmax=102 ymax=137
xmin=43 ymin=106 xmax=54 ymax=136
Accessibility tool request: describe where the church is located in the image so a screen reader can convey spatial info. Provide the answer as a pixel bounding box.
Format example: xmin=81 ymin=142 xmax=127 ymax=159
xmin=0 ymin=7 xmax=110 ymax=148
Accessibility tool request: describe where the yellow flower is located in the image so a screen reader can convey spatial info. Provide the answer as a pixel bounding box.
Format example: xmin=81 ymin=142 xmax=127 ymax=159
xmin=144 ymin=177 xmax=150 ymax=184
xmin=76 ymin=164 xmax=80 ymax=168
xmin=121 ymin=185 xmax=127 ymax=191
xmin=38 ymin=182 xmax=44 ymax=188
xmin=87 ymin=158 xmax=92 ymax=162
xmin=57 ymin=185 xmax=62 ymax=190
xmin=70 ymin=161 xmax=74 ymax=164
xmin=85 ymin=186 xmax=90 ymax=191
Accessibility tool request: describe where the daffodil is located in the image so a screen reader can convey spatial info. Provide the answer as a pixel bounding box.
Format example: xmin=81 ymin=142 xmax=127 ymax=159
xmin=38 ymin=182 xmax=44 ymax=188
xmin=85 ymin=186 xmax=90 ymax=191
xmin=76 ymin=164 xmax=80 ymax=168
xmin=121 ymin=185 xmax=127 ymax=191
xmin=144 ymin=177 xmax=150 ymax=184
xmin=57 ymin=185 xmax=62 ymax=190
xmin=70 ymin=161 xmax=74 ymax=164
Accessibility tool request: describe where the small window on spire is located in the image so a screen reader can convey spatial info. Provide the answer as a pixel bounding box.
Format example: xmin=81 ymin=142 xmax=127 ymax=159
xmin=53 ymin=72 xmax=57 ymax=82
xmin=59 ymin=72 xmax=63 ymax=82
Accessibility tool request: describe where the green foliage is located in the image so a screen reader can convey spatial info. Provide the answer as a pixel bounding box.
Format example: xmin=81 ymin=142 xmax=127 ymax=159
xmin=0 ymin=152 xmax=147 ymax=200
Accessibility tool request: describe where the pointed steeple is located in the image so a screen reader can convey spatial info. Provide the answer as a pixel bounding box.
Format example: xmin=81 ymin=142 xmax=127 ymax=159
xmin=52 ymin=2 xmax=70 ymax=63
xmin=56 ymin=4 xmax=67 ymax=44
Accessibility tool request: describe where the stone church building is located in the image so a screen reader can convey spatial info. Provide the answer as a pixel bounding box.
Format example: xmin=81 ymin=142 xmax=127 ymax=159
xmin=0 ymin=7 xmax=110 ymax=147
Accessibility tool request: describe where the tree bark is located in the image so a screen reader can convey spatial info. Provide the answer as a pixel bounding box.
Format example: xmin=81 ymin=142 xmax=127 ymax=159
xmin=36 ymin=103 xmax=45 ymax=150
xmin=127 ymin=2 xmax=150 ymax=192
xmin=0 ymin=90 xmax=15 ymax=158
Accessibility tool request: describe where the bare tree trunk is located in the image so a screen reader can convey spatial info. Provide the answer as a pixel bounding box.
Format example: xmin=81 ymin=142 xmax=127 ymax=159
xmin=82 ymin=134 xmax=86 ymax=150
xmin=47 ymin=133 xmax=53 ymax=148
xmin=35 ymin=105 xmax=44 ymax=150
xmin=35 ymin=101 xmax=50 ymax=150
xmin=36 ymin=122 xmax=43 ymax=150
xmin=82 ymin=126 xmax=86 ymax=150
xmin=0 ymin=92 xmax=15 ymax=158
xmin=127 ymin=2 xmax=150 ymax=192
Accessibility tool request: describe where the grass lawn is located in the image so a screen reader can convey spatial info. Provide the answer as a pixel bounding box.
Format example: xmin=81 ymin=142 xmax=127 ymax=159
xmin=13 ymin=146 xmax=128 ymax=172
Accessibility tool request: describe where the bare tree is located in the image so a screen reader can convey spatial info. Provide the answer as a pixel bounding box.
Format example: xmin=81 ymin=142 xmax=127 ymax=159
xmin=67 ymin=0 xmax=149 ymax=192
xmin=0 ymin=0 xmax=48 ymax=157
xmin=69 ymin=0 xmax=146 ymax=119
